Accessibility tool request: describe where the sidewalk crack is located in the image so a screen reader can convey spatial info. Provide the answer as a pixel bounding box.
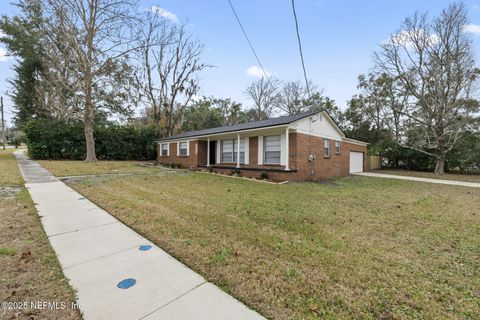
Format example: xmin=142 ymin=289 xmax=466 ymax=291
xmin=138 ymin=281 xmax=208 ymax=320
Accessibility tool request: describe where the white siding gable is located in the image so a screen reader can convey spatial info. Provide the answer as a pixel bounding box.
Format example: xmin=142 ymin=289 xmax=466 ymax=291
xmin=291 ymin=112 xmax=344 ymax=140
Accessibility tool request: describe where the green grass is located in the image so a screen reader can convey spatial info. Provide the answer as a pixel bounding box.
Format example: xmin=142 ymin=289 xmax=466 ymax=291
xmin=0 ymin=149 xmax=81 ymax=320
xmin=62 ymin=171 xmax=480 ymax=320
xmin=37 ymin=159 xmax=162 ymax=177
xmin=0 ymin=247 xmax=16 ymax=256
xmin=0 ymin=149 xmax=24 ymax=185
xmin=374 ymin=169 xmax=480 ymax=183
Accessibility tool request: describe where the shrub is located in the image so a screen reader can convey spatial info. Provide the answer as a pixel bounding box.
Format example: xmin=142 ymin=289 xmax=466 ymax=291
xmin=230 ymin=169 xmax=241 ymax=176
xmin=259 ymin=172 xmax=269 ymax=180
xmin=24 ymin=119 xmax=157 ymax=160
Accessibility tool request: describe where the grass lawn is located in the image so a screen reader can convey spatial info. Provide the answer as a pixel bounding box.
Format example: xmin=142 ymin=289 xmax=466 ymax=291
xmin=37 ymin=159 xmax=161 ymax=177
xmin=374 ymin=169 xmax=480 ymax=183
xmin=0 ymin=150 xmax=81 ymax=320
xmin=0 ymin=149 xmax=24 ymax=186
xmin=53 ymin=168 xmax=480 ymax=320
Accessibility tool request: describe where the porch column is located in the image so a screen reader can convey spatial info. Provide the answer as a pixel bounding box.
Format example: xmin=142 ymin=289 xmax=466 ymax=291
xmin=236 ymin=133 xmax=241 ymax=168
xmin=285 ymin=127 xmax=290 ymax=171
xmin=207 ymin=137 xmax=210 ymax=167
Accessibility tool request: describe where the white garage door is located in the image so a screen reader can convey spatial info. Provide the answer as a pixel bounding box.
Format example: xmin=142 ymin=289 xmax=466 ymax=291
xmin=349 ymin=152 xmax=364 ymax=173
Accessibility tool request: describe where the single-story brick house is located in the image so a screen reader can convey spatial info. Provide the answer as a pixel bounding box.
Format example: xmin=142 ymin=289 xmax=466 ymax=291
xmin=156 ymin=110 xmax=368 ymax=181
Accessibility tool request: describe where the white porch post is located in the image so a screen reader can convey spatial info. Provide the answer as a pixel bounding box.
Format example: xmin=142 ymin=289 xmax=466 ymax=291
xmin=236 ymin=133 xmax=241 ymax=168
xmin=207 ymin=137 xmax=210 ymax=167
xmin=285 ymin=127 xmax=290 ymax=171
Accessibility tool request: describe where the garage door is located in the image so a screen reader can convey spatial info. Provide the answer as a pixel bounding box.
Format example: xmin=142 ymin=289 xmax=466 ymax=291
xmin=349 ymin=152 xmax=364 ymax=173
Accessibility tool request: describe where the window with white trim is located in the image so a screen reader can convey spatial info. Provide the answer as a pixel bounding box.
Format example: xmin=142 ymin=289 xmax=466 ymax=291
xmin=221 ymin=139 xmax=245 ymax=163
xmin=161 ymin=143 xmax=169 ymax=157
xmin=264 ymin=135 xmax=281 ymax=164
xmin=335 ymin=141 xmax=340 ymax=154
xmin=179 ymin=141 xmax=188 ymax=156
xmin=324 ymin=139 xmax=330 ymax=157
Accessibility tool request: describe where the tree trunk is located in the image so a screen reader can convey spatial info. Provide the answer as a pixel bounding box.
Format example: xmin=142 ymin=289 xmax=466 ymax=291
xmin=84 ymin=84 xmax=97 ymax=163
xmin=434 ymin=155 xmax=445 ymax=175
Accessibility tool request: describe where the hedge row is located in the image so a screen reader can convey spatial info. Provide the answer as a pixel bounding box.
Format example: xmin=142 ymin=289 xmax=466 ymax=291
xmin=24 ymin=119 xmax=157 ymax=160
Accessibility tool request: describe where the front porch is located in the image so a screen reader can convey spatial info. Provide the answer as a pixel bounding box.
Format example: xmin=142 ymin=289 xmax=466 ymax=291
xmin=197 ymin=126 xmax=293 ymax=171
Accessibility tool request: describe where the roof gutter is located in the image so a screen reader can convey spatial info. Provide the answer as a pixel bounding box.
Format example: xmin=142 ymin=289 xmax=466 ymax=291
xmin=344 ymin=138 xmax=369 ymax=146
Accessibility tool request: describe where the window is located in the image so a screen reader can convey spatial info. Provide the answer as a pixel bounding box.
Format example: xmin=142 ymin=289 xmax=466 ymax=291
xmin=221 ymin=139 xmax=245 ymax=163
xmin=264 ymin=135 xmax=281 ymax=164
xmin=221 ymin=140 xmax=233 ymax=162
xmin=179 ymin=141 xmax=188 ymax=156
xmin=324 ymin=139 xmax=330 ymax=157
xmin=161 ymin=143 xmax=169 ymax=157
xmin=335 ymin=141 xmax=340 ymax=154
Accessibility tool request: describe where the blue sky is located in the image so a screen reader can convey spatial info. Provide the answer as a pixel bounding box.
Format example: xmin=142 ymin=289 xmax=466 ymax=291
xmin=2 ymin=0 xmax=480 ymax=125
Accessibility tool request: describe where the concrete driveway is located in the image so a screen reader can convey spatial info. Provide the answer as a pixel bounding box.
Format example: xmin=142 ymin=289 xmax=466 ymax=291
xmin=354 ymin=172 xmax=480 ymax=188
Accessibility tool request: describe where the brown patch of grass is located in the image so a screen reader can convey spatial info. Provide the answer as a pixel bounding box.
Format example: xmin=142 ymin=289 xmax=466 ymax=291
xmin=0 ymin=150 xmax=81 ymax=320
xmin=374 ymin=169 xmax=480 ymax=183
xmin=68 ymin=173 xmax=480 ymax=320
xmin=37 ymin=159 xmax=162 ymax=177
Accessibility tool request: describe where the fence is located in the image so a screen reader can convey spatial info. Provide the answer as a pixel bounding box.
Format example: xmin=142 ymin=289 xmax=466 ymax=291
xmin=368 ymin=155 xmax=381 ymax=170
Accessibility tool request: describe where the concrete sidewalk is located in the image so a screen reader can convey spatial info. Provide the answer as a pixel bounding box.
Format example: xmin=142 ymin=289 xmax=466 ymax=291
xmin=354 ymin=172 xmax=480 ymax=188
xmin=14 ymin=151 xmax=264 ymax=320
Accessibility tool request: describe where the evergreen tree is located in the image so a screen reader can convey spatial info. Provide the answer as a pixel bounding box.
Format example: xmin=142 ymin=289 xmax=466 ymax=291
xmin=0 ymin=0 xmax=47 ymax=129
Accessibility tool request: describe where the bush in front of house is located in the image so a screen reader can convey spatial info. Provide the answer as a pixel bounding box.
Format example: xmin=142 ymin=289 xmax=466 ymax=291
xmin=24 ymin=119 xmax=157 ymax=160
xmin=230 ymin=169 xmax=241 ymax=177
xmin=259 ymin=172 xmax=269 ymax=180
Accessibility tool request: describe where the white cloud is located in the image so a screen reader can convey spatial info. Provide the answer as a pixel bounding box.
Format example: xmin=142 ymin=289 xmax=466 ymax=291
xmin=149 ymin=6 xmax=178 ymax=23
xmin=464 ymin=24 xmax=480 ymax=35
xmin=0 ymin=47 xmax=12 ymax=62
xmin=190 ymin=94 xmax=203 ymax=102
xmin=245 ymin=65 xmax=271 ymax=78
xmin=386 ymin=29 xmax=439 ymax=49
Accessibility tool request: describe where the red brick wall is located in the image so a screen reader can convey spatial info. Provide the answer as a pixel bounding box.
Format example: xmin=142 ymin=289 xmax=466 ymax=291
xmin=157 ymin=133 xmax=367 ymax=181
xmin=197 ymin=141 xmax=208 ymax=166
xmin=157 ymin=140 xmax=203 ymax=168
xmin=293 ymin=133 xmax=367 ymax=181
xmin=249 ymin=137 xmax=258 ymax=165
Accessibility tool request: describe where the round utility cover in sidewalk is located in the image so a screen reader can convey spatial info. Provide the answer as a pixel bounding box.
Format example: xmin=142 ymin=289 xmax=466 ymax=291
xmin=117 ymin=278 xmax=136 ymax=289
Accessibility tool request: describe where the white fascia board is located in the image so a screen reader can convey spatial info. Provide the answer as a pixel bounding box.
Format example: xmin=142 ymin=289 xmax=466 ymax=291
xmin=157 ymin=124 xmax=290 ymax=143
xmin=344 ymin=138 xmax=369 ymax=146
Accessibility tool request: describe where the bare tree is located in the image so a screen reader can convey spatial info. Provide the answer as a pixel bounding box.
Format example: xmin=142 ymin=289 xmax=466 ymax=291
xmin=374 ymin=3 xmax=480 ymax=174
xmin=277 ymin=80 xmax=316 ymax=115
xmin=245 ymin=77 xmax=281 ymax=120
xmin=138 ymin=12 xmax=209 ymax=137
xmin=45 ymin=0 xmax=141 ymax=162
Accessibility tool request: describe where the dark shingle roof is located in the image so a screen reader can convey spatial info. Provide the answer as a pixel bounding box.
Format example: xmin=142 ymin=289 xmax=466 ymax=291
xmin=158 ymin=110 xmax=321 ymax=141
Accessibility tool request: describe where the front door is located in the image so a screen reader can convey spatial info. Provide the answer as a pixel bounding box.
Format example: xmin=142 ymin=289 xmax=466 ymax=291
xmin=209 ymin=140 xmax=216 ymax=164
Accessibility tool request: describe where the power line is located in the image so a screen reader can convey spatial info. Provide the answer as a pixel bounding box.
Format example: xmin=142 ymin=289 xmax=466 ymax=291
xmin=226 ymin=0 xmax=270 ymax=79
xmin=291 ymin=0 xmax=310 ymax=96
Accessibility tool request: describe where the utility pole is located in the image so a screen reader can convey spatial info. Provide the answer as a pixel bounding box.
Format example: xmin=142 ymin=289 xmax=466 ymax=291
xmin=1 ymin=96 xmax=5 ymax=150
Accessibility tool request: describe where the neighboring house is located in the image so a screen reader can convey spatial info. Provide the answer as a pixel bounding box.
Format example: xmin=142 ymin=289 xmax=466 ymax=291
xmin=156 ymin=110 xmax=368 ymax=181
